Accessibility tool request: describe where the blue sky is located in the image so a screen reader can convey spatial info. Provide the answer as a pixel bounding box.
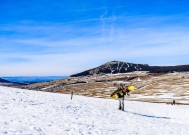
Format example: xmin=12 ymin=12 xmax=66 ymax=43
xmin=1 ymin=0 xmax=189 ymax=76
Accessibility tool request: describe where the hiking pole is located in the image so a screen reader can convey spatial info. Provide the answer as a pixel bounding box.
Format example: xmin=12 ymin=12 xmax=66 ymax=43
xmin=71 ymin=91 xmax=73 ymax=100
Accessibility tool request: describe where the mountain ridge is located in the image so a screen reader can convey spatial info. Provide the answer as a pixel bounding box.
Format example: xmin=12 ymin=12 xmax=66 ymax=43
xmin=0 ymin=78 xmax=11 ymax=83
xmin=0 ymin=78 xmax=23 ymax=86
xmin=71 ymin=61 xmax=189 ymax=77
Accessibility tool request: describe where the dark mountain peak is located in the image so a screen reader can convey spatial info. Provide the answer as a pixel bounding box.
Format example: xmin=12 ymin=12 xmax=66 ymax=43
xmin=71 ymin=61 xmax=150 ymax=77
xmin=71 ymin=61 xmax=189 ymax=77
xmin=105 ymin=60 xmax=124 ymax=64
xmin=104 ymin=61 xmax=149 ymax=66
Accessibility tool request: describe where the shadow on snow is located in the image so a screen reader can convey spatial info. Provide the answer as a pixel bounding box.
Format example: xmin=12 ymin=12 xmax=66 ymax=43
xmin=125 ymin=111 xmax=171 ymax=120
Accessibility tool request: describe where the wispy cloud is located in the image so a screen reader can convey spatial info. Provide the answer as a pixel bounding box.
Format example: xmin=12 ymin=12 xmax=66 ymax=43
xmin=1 ymin=0 xmax=189 ymax=75
xmin=1 ymin=24 xmax=189 ymax=76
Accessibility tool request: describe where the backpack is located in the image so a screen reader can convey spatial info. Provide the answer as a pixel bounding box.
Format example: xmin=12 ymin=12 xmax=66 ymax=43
xmin=122 ymin=88 xmax=127 ymax=94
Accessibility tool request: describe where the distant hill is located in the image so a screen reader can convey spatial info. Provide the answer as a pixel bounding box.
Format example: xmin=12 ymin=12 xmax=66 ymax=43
xmin=149 ymin=65 xmax=189 ymax=73
xmin=71 ymin=61 xmax=189 ymax=77
xmin=0 ymin=78 xmax=11 ymax=83
xmin=2 ymin=76 xmax=68 ymax=84
xmin=0 ymin=78 xmax=21 ymax=86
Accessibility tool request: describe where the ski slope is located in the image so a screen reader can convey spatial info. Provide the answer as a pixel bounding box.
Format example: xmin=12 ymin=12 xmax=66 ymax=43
xmin=0 ymin=86 xmax=189 ymax=135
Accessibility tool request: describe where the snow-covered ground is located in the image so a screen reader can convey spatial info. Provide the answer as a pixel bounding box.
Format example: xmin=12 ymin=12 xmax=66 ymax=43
xmin=0 ymin=86 xmax=189 ymax=135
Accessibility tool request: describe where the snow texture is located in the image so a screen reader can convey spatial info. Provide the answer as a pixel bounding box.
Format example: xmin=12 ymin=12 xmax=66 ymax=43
xmin=0 ymin=86 xmax=189 ymax=135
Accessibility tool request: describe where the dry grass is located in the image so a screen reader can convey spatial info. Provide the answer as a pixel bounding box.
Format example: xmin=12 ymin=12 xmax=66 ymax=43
xmin=19 ymin=72 xmax=189 ymax=105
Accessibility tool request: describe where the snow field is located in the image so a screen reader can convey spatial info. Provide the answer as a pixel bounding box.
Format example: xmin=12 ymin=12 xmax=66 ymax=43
xmin=0 ymin=86 xmax=189 ymax=135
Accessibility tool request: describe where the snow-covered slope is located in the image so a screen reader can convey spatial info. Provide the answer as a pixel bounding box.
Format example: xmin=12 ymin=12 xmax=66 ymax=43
xmin=0 ymin=86 xmax=189 ymax=135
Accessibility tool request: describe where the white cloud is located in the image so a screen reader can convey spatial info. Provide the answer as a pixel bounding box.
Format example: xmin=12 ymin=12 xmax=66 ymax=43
xmin=1 ymin=15 xmax=189 ymax=75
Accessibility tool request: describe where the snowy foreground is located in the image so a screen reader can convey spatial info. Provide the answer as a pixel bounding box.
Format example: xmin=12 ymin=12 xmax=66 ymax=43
xmin=0 ymin=86 xmax=189 ymax=135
